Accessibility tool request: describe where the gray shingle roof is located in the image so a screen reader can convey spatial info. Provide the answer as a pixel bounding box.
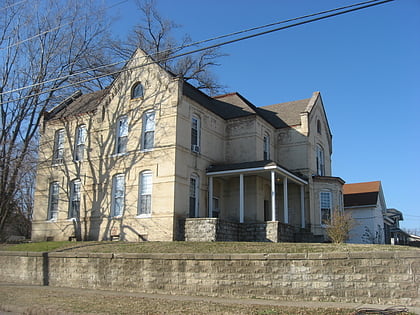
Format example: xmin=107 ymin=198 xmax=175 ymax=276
xmin=258 ymin=99 xmax=311 ymax=127
xmin=45 ymin=89 xmax=108 ymax=121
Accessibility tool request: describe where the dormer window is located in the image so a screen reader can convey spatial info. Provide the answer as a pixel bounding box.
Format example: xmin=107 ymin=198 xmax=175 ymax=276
xmin=131 ymin=82 xmax=144 ymax=99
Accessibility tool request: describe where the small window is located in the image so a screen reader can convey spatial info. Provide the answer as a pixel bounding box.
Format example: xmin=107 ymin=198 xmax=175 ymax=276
xmin=316 ymin=144 xmax=325 ymax=176
xmin=138 ymin=171 xmax=152 ymax=216
xmin=74 ymin=125 xmax=86 ymax=161
xmin=69 ymin=179 xmax=81 ymax=218
xmin=53 ymin=129 xmax=64 ymax=164
xmin=111 ymin=174 xmax=125 ymax=217
xmin=132 ymin=82 xmax=144 ymax=99
xmin=189 ymin=174 xmax=199 ymax=218
xmin=263 ymin=133 xmax=270 ymax=160
xmin=317 ymin=120 xmax=322 ymax=134
xmin=116 ymin=116 xmax=128 ymax=154
xmin=212 ymin=197 xmax=220 ymax=218
xmin=142 ymin=110 xmax=155 ymax=151
xmin=191 ymin=115 xmax=200 ymax=153
xmin=48 ymin=182 xmax=60 ymax=220
xmin=320 ymin=191 xmax=332 ymax=225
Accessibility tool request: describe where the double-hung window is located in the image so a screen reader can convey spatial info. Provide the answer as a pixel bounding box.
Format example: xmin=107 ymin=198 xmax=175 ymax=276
xmin=320 ymin=191 xmax=332 ymax=225
xmin=142 ymin=110 xmax=155 ymax=150
xmin=74 ymin=125 xmax=86 ymax=161
xmin=138 ymin=171 xmax=152 ymax=216
xmin=189 ymin=174 xmax=199 ymax=218
xmin=111 ymin=174 xmax=125 ymax=217
xmin=48 ymin=182 xmax=60 ymax=220
xmin=116 ymin=116 xmax=128 ymax=154
xmin=69 ymin=179 xmax=81 ymax=218
xmin=191 ymin=116 xmax=200 ymax=153
xmin=53 ymin=129 xmax=64 ymax=164
xmin=263 ymin=133 xmax=270 ymax=160
xmin=316 ymin=145 xmax=325 ymax=176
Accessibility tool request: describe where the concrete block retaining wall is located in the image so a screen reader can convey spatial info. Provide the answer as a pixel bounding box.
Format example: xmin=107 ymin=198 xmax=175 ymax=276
xmin=0 ymin=250 xmax=419 ymax=306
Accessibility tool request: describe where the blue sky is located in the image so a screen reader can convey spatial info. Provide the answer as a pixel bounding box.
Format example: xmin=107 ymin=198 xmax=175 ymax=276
xmin=111 ymin=0 xmax=420 ymax=230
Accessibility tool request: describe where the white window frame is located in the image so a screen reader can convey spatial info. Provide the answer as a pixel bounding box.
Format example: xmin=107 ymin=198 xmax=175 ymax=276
xmin=316 ymin=144 xmax=325 ymax=176
xmin=141 ymin=110 xmax=155 ymax=151
xmin=111 ymin=174 xmax=125 ymax=217
xmin=263 ymin=132 xmax=270 ymax=160
xmin=74 ymin=125 xmax=86 ymax=162
xmin=116 ymin=115 xmax=128 ymax=154
xmin=137 ymin=170 xmax=152 ymax=217
xmin=69 ymin=179 xmax=81 ymax=219
xmin=320 ymin=191 xmax=332 ymax=226
xmin=189 ymin=174 xmax=199 ymax=218
xmin=48 ymin=181 xmax=60 ymax=221
xmin=53 ymin=129 xmax=64 ymax=165
xmin=191 ymin=115 xmax=200 ymax=153
xmin=131 ymin=82 xmax=144 ymax=99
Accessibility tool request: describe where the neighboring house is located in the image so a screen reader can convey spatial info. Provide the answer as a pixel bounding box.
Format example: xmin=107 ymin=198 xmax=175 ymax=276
xmin=32 ymin=49 xmax=345 ymax=242
xmin=384 ymin=208 xmax=409 ymax=245
xmin=343 ymin=181 xmax=387 ymax=244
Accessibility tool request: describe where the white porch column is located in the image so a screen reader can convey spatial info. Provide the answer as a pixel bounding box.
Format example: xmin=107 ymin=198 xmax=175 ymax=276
xmin=208 ymin=176 xmax=213 ymax=218
xmin=283 ymin=176 xmax=288 ymax=224
xmin=239 ymin=173 xmax=244 ymax=223
xmin=300 ymin=185 xmax=305 ymax=228
xmin=271 ymin=171 xmax=276 ymax=221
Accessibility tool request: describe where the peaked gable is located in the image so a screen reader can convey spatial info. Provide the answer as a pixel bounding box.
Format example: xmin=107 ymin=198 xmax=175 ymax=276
xmin=343 ymin=181 xmax=382 ymax=207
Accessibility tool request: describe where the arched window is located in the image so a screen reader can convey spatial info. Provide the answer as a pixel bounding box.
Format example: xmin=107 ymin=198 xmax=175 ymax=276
xmin=69 ymin=179 xmax=81 ymax=218
xmin=316 ymin=144 xmax=325 ymax=176
xmin=48 ymin=181 xmax=60 ymax=220
xmin=138 ymin=170 xmax=152 ymax=216
xmin=53 ymin=129 xmax=64 ymax=164
xmin=320 ymin=190 xmax=332 ymax=226
xmin=74 ymin=125 xmax=86 ymax=161
xmin=263 ymin=132 xmax=270 ymax=160
xmin=131 ymin=82 xmax=144 ymax=99
xmin=142 ymin=110 xmax=155 ymax=150
xmin=191 ymin=115 xmax=201 ymax=153
xmin=189 ymin=174 xmax=199 ymax=218
xmin=111 ymin=174 xmax=125 ymax=217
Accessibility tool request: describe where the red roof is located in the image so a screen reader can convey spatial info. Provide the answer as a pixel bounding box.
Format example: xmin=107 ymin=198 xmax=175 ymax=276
xmin=343 ymin=181 xmax=381 ymax=195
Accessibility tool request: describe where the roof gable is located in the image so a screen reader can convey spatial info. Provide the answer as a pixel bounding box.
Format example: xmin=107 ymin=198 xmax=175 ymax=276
xmin=258 ymin=98 xmax=310 ymax=127
xmin=343 ymin=181 xmax=382 ymax=208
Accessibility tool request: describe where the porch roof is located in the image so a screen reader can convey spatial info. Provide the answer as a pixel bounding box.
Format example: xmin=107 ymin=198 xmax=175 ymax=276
xmin=206 ymin=160 xmax=307 ymax=185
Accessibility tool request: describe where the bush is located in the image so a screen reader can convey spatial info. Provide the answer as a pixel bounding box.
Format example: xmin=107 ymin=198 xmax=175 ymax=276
xmin=324 ymin=208 xmax=355 ymax=244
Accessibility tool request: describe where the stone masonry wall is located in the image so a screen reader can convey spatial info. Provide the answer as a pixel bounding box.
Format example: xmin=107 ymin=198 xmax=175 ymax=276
xmin=0 ymin=250 xmax=419 ymax=306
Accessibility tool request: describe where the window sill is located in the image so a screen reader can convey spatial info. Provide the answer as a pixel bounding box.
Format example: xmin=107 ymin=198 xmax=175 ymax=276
xmin=46 ymin=219 xmax=57 ymax=222
xmin=109 ymin=215 xmax=123 ymax=220
xmin=136 ymin=214 xmax=151 ymax=219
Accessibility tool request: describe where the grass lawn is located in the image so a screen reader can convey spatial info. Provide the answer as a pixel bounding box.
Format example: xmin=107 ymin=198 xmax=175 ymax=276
xmin=0 ymin=240 xmax=418 ymax=253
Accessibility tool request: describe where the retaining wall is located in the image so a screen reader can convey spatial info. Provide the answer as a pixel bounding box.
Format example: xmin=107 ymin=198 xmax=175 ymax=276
xmin=0 ymin=250 xmax=419 ymax=306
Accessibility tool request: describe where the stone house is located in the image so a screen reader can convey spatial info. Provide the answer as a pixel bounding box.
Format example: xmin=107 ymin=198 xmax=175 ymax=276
xmin=32 ymin=49 xmax=344 ymax=242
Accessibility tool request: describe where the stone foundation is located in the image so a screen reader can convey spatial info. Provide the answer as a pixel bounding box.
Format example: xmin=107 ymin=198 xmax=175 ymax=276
xmin=184 ymin=218 xmax=296 ymax=242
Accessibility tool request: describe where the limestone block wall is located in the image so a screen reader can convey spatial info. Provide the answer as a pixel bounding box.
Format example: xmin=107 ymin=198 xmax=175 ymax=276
xmin=0 ymin=250 xmax=418 ymax=306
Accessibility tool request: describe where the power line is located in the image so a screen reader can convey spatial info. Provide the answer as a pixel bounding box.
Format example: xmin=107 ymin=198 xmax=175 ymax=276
xmin=0 ymin=0 xmax=27 ymax=12
xmin=0 ymin=0 xmax=386 ymax=99
xmin=0 ymin=0 xmax=395 ymax=105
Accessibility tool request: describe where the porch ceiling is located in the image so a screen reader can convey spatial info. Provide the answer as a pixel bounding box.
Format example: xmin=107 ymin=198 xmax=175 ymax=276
xmin=206 ymin=160 xmax=307 ymax=185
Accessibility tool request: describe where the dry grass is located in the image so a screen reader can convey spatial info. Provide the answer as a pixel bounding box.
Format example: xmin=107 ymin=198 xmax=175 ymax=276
xmin=0 ymin=241 xmax=418 ymax=254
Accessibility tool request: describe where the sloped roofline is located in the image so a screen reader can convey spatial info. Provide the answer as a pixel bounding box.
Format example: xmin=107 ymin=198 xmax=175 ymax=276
xmin=305 ymin=91 xmax=333 ymax=139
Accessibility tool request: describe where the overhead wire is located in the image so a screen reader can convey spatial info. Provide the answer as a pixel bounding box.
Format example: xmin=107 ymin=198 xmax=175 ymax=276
xmin=0 ymin=0 xmax=27 ymax=12
xmin=0 ymin=0 xmax=395 ymax=105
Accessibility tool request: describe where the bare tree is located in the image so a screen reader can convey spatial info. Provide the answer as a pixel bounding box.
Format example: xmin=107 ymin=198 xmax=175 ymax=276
xmin=110 ymin=0 xmax=225 ymax=95
xmin=324 ymin=208 xmax=355 ymax=244
xmin=0 ymin=0 xmax=115 ymax=237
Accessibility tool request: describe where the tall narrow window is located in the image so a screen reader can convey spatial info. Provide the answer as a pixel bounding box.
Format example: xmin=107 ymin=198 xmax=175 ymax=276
xmin=138 ymin=171 xmax=152 ymax=216
xmin=69 ymin=179 xmax=81 ymax=218
xmin=48 ymin=182 xmax=60 ymax=220
xmin=263 ymin=133 xmax=270 ymax=160
xmin=316 ymin=145 xmax=325 ymax=176
xmin=74 ymin=125 xmax=86 ymax=161
xmin=111 ymin=174 xmax=125 ymax=217
xmin=317 ymin=120 xmax=322 ymax=134
xmin=131 ymin=82 xmax=144 ymax=99
xmin=189 ymin=174 xmax=199 ymax=217
xmin=53 ymin=129 xmax=64 ymax=164
xmin=116 ymin=116 xmax=128 ymax=154
xmin=142 ymin=110 xmax=155 ymax=150
xmin=191 ymin=115 xmax=200 ymax=153
xmin=320 ymin=191 xmax=332 ymax=225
